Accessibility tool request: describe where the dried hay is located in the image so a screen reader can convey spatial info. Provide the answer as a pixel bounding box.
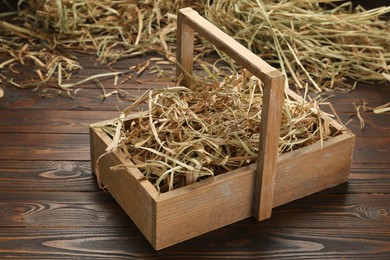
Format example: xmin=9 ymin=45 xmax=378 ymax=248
xmin=97 ymin=68 xmax=338 ymax=192
xmin=205 ymin=0 xmax=390 ymax=91
xmin=0 ymin=0 xmax=389 ymax=92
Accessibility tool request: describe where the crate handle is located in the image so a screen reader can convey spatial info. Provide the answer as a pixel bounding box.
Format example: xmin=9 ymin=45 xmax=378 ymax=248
xmin=176 ymin=7 xmax=285 ymax=221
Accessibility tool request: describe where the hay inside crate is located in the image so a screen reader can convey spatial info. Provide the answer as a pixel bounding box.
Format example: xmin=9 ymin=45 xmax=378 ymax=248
xmin=89 ymin=8 xmax=355 ymax=250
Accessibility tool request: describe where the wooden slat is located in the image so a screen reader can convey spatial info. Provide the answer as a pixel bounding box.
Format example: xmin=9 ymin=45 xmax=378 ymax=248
xmin=269 ymin=194 xmax=390 ymax=228
xmin=90 ymin=126 xmax=158 ymax=247
xmin=179 ymin=8 xmax=277 ymax=78
xmin=2 ymin=80 xmax=387 ymax=115
xmin=0 ymin=52 xmax=173 ymax=77
xmin=176 ymin=7 xmax=285 ymax=221
xmin=185 ymin=227 xmax=390 ymax=259
xmin=0 ymin=227 xmax=388 ymax=259
xmin=1 ymin=109 xmax=386 ymax=136
xmin=0 ymin=191 xmax=131 ymax=227
xmin=3 ymin=72 xmax=173 ymax=90
xmin=326 ymin=164 xmax=390 ymax=194
xmin=1 ymin=160 xmax=387 ymax=193
xmin=0 ymin=56 xmax=175 ymax=93
xmin=0 ymin=110 xmax=119 ymax=133
xmin=0 ymin=228 xmax=150 ymax=259
xmin=352 ymin=136 xmax=390 ymax=164
xmin=336 ymin=112 xmax=390 ymax=137
xmin=0 ymin=160 xmax=97 ymax=191
xmin=273 ymin=133 xmax=354 ymax=208
xmin=0 ymin=191 xmax=388 ymax=229
xmin=254 ymin=73 xmax=284 ymax=220
xmin=176 ymin=8 xmax=195 ymax=87
xmin=322 ymin=83 xmax=390 ymax=113
xmin=0 ymin=86 xmax=148 ymax=111
xmin=0 ymin=133 xmax=89 ymax=160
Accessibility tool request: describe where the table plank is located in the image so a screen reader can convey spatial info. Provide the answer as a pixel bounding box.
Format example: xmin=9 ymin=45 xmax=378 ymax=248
xmin=1 ymin=133 xmax=387 ymax=163
xmin=0 ymin=160 xmax=97 ymax=191
xmin=0 ymin=86 xmax=147 ymax=111
xmin=0 ymin=162 xmax=389 ymax=194
xmin=352 ymin=136 xmax=390 ymax=164
xmin=0 ymin=191 xmax=130 ymax=227
xmin=320 ymin=83 xmax=390 ymax=113
xmin=0 ymin=110 xmax=119 ymax=133
xmin=0 ymin=133 xmax=89 ymax=160
xmin=328 ymin=164 xmax=390 ymax=194
xmin=0 ymin=192 xmax=388 ymax=229
xmin=336 ymin=112 xmax=390 ymax=137
xmin=0 ymin=227 xmax=388 ymax=259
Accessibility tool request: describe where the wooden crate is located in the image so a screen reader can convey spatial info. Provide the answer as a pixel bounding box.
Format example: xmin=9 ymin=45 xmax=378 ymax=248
xmin=89 ymin=8 xmax=355 ymax=250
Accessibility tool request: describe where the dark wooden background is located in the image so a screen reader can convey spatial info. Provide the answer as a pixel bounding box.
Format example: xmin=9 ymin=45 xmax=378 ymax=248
xmin=1 ymin=1 xmax=389 ymax=259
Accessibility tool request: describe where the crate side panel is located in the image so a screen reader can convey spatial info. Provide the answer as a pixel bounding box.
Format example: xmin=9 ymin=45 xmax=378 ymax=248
xmin=90 ymin=127 xmax=156 ymax=247
xmin=152 ymin=132 xmax=354 ymax=249
xmin=273 ymin=133 xmax=355 ymax=207
xmin=154 ymin=165 xmax=257 ymax=250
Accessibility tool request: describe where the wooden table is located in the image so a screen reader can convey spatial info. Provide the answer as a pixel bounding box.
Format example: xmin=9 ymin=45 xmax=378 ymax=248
xmin=0 ymin=49 xmax=389 ymax=258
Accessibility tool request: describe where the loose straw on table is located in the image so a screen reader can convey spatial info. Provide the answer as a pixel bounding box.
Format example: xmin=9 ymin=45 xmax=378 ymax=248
xmin=0 ymin=0 xmax=388 ymax=92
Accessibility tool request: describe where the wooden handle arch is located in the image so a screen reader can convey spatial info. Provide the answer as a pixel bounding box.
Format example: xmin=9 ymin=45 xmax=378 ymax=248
xmin=176 ymin=7 xmax=285 ymax=221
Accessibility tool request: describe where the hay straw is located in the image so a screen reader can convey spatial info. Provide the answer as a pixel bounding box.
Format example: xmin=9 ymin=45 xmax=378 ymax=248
xmin=353 ymin=101 xmax=367 ymax=129
xmin=373 ymin=102 xmax=390 ymax=113
xmin=204 ymin=0 xmax=390 ymax=91
xmin=0 ymin=0 xmax=389 ymax=93
xmin=0 ymin=0 xmax=190 ymax=91
xmin=99 ymin=68 xmax=336 ymax=192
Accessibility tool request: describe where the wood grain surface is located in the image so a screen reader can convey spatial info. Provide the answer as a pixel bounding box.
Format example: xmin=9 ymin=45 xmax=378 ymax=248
xmin=1 ymin=67 xmax=389 ymax=259
xmin=1 ymin=15 xmax=389 ymax=260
